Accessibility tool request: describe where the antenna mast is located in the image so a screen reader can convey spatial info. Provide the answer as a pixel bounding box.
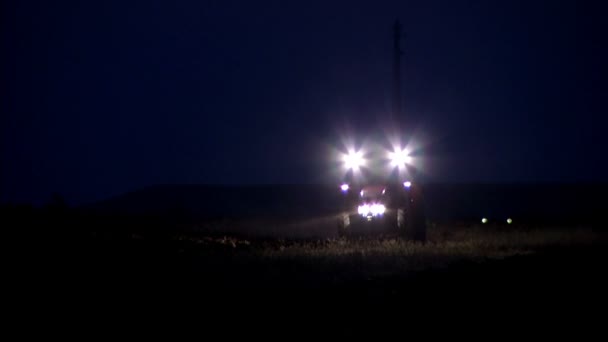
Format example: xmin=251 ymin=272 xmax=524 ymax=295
xmin=392 ymin=20 xmax=403 ymax=121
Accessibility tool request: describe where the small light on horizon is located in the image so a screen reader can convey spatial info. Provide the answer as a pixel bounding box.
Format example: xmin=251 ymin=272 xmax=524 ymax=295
xmin=340 ymin=184 xmax=349 ymax=192
xmin=507 ymin=218 xmax=513 ymax=224
xmin=482 ymin=217 xmax=488 ymax=224
xmin=403 ymin=181 xmax=412 ymax=188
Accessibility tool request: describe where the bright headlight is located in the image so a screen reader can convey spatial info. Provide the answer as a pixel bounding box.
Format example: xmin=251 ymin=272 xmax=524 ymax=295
xmin=343 ymin=151 xmax=364 ymax=170
xmin=370 ymin=204 xmax=386 ymax=215
xmin=358 ymin=204 xmax=370 ymax=215
xmin=389 ymin=149 xmax=411 ymax=168
xmin=358 ymin=204 xmax=385 ymax=216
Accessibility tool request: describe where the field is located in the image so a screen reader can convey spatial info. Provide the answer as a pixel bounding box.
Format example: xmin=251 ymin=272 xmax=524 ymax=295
xmin=5 ymin=192 xmax=608 ymax=334
xmin=168 ymin=224 xmax=601 ymax=279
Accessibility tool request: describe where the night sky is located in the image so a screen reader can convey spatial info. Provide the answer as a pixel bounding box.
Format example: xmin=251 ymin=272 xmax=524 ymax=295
xmin=2 ymin=0 xmax=607 ymax=205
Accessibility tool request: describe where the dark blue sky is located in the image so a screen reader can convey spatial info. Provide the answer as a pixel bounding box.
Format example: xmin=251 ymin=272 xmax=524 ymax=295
xmin=2 ymin=0 xmax=607 ymax=205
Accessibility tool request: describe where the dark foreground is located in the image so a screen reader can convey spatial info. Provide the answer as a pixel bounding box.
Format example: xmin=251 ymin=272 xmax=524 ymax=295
xmin=6 ymin=207 xmax=608 ymax=336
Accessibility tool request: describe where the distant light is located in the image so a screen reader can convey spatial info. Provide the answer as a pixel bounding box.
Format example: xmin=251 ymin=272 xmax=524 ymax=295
xmin=403 ymin=181 xmax=412 ymax=188
xmin=360 ymin=190 xmax=364 ymax=197
xmin=481 ymin=218 xmax=488 ymax=224
xmin=340 ymin=184 xmax=349 ymax=192
xmin=507 ymin=218 xmax=513 ymax=224
xmin=389 ymin=149 xmax=412 ymax=168
xmin=343 ymin=151 xmax=364 ymax=170
xmin=382 ymin=188 xmax=386 ymax=195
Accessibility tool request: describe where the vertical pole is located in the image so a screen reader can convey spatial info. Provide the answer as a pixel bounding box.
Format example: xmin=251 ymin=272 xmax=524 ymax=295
xmin=392 ymin=20 xmax=403 ymax=122
xmin=393 ymin=20 xmax=426 ymax=243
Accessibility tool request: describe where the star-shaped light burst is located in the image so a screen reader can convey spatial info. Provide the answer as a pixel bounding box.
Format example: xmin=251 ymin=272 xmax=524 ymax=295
xmin=388 ymin=148 xmax=412 ymax=169
xmin=343 ymin=150 xmax=364 ymax=170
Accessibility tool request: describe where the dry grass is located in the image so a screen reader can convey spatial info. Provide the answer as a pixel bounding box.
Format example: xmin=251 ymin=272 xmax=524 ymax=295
xmin=175 ymin=224 xmax=603 ymax=277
